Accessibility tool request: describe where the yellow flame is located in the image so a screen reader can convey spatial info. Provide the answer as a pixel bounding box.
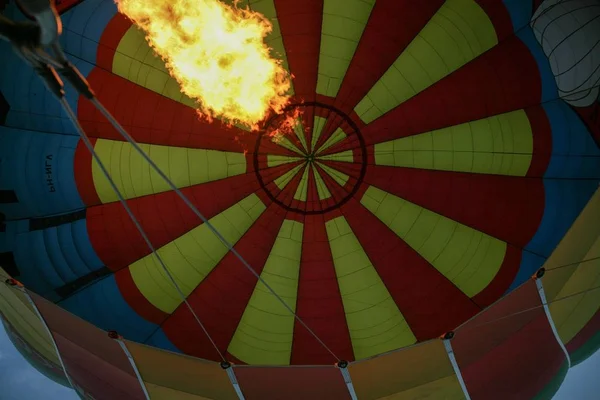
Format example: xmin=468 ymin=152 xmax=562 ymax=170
xmin=115 ymin=0 xmax=292 ymax=130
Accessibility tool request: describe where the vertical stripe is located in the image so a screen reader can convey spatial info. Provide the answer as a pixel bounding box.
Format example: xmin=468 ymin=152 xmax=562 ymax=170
xmin=536 ymin=278 xmax=572 ymax=368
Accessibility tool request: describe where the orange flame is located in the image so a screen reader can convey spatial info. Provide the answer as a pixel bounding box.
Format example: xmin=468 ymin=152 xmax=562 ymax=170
xmin=115 ymin=0 xmax=292 ymax=130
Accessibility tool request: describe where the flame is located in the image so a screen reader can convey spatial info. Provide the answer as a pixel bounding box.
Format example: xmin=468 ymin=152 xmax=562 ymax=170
xmin=115 ymin=0 xmax=292 ymax=130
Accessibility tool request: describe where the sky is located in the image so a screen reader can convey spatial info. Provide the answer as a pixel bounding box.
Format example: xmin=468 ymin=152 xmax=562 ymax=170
xmin=0 ymin=321 xmax=599 ymax=400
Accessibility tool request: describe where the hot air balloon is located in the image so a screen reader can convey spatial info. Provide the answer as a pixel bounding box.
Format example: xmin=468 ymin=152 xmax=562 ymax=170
xmin=0 ymin=0 xmax=599 ymax=399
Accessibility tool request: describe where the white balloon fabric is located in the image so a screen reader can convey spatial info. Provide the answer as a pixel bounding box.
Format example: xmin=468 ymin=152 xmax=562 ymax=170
xmin=531 ymin=0 xmax=600 ymax=107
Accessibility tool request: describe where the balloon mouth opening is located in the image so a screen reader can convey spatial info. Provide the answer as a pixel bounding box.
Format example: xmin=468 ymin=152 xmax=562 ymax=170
xmin=254 ymin=102 xmax=368 ymax=215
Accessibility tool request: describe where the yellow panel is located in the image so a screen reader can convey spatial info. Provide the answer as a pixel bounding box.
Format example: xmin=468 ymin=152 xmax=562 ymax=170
xmin=355 ymin=0 xmax=498 ymax=123
xmin=274 ymin=164 xmax=303 ymax=190
xmin=311 ymin=116 xmax=327 ymax=151
xmin=293 ymin=119 xmax=308 ymax=152
xmin=382 ymin=375 xmax=465 ymax=400
xmin=549 ymin=236 xmax=600 ymax=344
xmin=312 ymin=164 xmax=332 ymax=200
xmin=374 ymin=110 xmax=533 ymax=176
xmin=317 ymin=0 xmax=375 ymax=97
xmin=316 ymin=128 xmax=347 ymax=154
xmin=294 ymin=166 xmax=310 ymax=201
xmin=318 ymin=150 xmax=354 ymax=163
xmin=267 ymin=155 xmax=302 ymax=167
xmin=317 ymin=162 xmax=349 ymax=187
xmin=228 ymin=219 xmax=303 ymax=365
xmin=92 ymin=139 xmax=246 ymax=203
xmin=0 ymin=270 xmax=61 ymax=366
xmin=272 ymin=135 xmax=304 ymax=156
xmin=361 ymin=186 xmax=506 ymax=297
xmin=326 ymin=217 xmax=416 ymax=359
xmin=131 ymin=194 xmax=266 ymax=313
xmin=146 ymin=383 xmax=211 ymax=400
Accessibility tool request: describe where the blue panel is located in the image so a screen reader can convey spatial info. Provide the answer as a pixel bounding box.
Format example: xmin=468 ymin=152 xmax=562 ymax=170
xmin=508 ymin=251 xmax=546 ymax=292
xmin=543 ymin=101 xmax=600 ymax=179
xmin=503 ymin=0 xmax=533 ymax=32
xmin=0 ymin=128 xmax=84 ymax=219
xmin=517 ymin=28 xmax=557 ymax=104
xmin=526 ymin=180 xmax=598 ymax=258
xmin=145 ymin=329 xmax=183 ymax=355
xmin=57 ymin=223 xmax=94 ymax=277
xmin=43 ymin=228 xmax=78 ymax=283
xmin=71 ymin=220 xmax=104 ymax=271
xmin=61 ymin=275 xmax=159 ymax=342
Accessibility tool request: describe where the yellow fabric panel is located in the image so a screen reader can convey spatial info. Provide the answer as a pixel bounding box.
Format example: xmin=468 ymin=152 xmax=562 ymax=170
xmin=228 ymin=220 xmax=303 ymax=365
xmin=293 ymin=119 xmax=308 ymax=152
xmin=317 ymin=0 xmax=375 ymax=97
xmin=0 ymin=270 xmax=61 ymax=366
xmin=272 ymin=135 xmax=304 ymax=156
xmin=125 ymin=340 xmax=238 ymax=400
xmin=317 ymin=162 xmax=349 ymax=187
xmin=131 ymin=194 xmax=266 ymax=313
xmin=349 ymin=340 xmax=460 ymax=400
xmin=374 ymin=110 xmax=533 ymax=176
xmin=311 ymin=116 xmax=327 ymax=151
xmin=317 ymin=128 xmax=347 ymax=154
xmin=355 ymin=0 xmax=498 ymax=123
xmin=382 ymin=375 xmax=465 ymax=400
xmin=274 ymin=164 xmax=303 ymax=190
xmin=543 ymin=189 xmax=600 ymax=301
xmin=146 ymin=383 xmax=211 ymax=400
xmin=294 ymin=166 xmax=310 ymax=201
xmin=361 ymin=186 xmax=506 ymax=298
xmin=318 ymin=150 xmax=354 ymax=163
xmin=548 ymin=237 xmax=600 ymax=345
xmin=91 ymin=139 xmax=246 ymax=203
xmin=312 ymin=164 xmax=332 ymax=200
xmin=114 ymin=0 xmax=294 ymax=106
xmin=267 ymin=155 xmax=301 ymax=167
xmin=326 ymin=217 xmax=416 ymax=359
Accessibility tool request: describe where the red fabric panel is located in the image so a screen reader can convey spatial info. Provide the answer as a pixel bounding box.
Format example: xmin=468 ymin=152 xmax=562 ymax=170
xmin=162 ymin=202 xmax=285 ymax=360
xmin=29 ymin=293 xmax=146 ymax=400
xmin=86 ymin=172 xmax=268 ymax=271
xmin=475 ymin=0 xmax=514 ymax=40
xmin=74 ymin=137 xmax=101 ymax=206
xmin=234 ymin=366 xmax=351 ymax=400
xmin=362 ymin=166 xmax=545 ymax=249
xmin=274 ymin=0 xmax=322 ymax=101
xmin=116 ymin=268 xmax=168 ymax=324
xmin=332 ymin=1 xmax=444 ymax=116
xmin=566 ymin=308 xmax=600 ymax=354
xmin=526 ymin=106 xmax=553 ymax=177
xmin=453 ymin=281 xmax=567 ymax=400
xmin=78 ymin=68 xmax=258 ymax=152
xmin=96 ymin=13 xmax=131 ymax=71
xmin=291 ymin=214 xmax=354 ymax=364
xmin=340 ymin=197 xmax=480 ymax=340
xmin=54 ymin=0 xmax=84 ymax=14
xmin=54 ymin=333 xmax=145 ymax=400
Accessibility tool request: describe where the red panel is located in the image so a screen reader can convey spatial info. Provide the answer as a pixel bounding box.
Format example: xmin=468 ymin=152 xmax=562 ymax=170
xmin=29 ymin=293 xmax=146 ymax=400
xmin=291 ymin=214 xmax=354 ymax=364
xmin=87 ymin=163 xmax=295 ymax=272
xmin=362 ymin=166 xmax=545 ymax=249
xmin=340 ymin=197 xmax=480 ymax=340
xmin=274 ymin=0 xmax=322 ymax=101
xmin=234 ymin=366 xmax=351 ymax=400
xmin=526 ymin=106 xmax=553 ymax=177
xmin=328 ymin=35 xmax=543 ymax=153
xmin=96 ymin=13 xmax=131 ymax=71
xmin=78 ymin=68 xmax=257 ymax=152
xmin=475 ymin=0 xmax=514 ymax=40
xmin=74 ymin=137 xmax=101 ymax=206
xmin=453 ymin=281 xmax=567 ymax=400
xmin=332 ymin=1 xmax=444 ymax=116
xmin=116 ymin=268 xmax=168 ymax=324
xmin=566 ymin=308 xmax=600 ymax=354
xmin=161 ymin=202 xmax=286 ymax=360
xmin=54 ymin=0 xmax=84 ymax=14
